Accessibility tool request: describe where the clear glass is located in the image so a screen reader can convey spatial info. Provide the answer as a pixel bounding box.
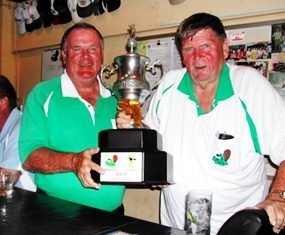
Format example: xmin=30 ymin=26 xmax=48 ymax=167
xmin=0 ymin=172 xmax=5 ymax=197
xmin=4 ymin=172 xmax=14 ymax=198
xmin=185 ymin=190 xmax=212 ymax=235
xmin=0 ymin=170 xmax=20 ymax=199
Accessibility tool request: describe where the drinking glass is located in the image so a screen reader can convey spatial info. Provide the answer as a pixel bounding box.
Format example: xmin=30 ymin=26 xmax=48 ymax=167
xmin=4 ymin=172 xmax=14 ymax=199
xmin=0 ymin=170 xmax=21 ymax=198
xmin=185 ymin=190 xmax=212 ymax=235
xmin=0 ymin=172 xmax=5 ymax=197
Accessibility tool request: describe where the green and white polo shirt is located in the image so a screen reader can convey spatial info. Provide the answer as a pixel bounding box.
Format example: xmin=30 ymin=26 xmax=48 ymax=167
xmin=19 ymin=71 xmax=125 ymax=211
xmin=144 ymin=64 xmax=285 ymax=234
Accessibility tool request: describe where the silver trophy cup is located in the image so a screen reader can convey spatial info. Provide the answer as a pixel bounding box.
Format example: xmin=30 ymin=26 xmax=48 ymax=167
xmin=91 ymin=25 xmax=172 ymax=185
xmin=100 ymin=25 xmax=162 ymax=127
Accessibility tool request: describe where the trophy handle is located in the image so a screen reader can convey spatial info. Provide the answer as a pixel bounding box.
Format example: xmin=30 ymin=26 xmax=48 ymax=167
xmin=99 ymin=64 xmax=119 ymax=91
xmin=145 ymin=59 xmax=164 ymax=88
xmin=145 ymin=59 xmax=163 ymax=75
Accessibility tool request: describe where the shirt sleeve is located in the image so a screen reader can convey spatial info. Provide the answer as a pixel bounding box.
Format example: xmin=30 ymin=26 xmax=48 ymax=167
xmin=19 ymin=87 xmax=51 ymax=162
xmin=231 ymin=65 xmax=285 ymax=165
xmin=144 ymin=69 xmax=183 ymax=130
xmin=143 ymin=83 xmax=162 ymax=130
xmin=0 ymin=120 xmax=21 ymax=169
xmin=266 ymin=92 xmax=285 ymax=165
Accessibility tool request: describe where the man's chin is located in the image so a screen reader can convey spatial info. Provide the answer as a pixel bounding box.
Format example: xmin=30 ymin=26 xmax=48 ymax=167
xmin=78 ymin=71 xmax=96 ymax=78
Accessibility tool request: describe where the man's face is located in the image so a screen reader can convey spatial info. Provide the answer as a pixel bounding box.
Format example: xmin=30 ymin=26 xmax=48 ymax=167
xmin=181 ymin=28 xmax=229 ymax=88
xmin=61 ymin=28 xmax=103 ymax=83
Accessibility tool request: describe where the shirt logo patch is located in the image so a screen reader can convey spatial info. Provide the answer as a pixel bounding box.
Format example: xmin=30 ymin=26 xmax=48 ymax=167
xmin=212 ymin=149 xmax=231 ymax=166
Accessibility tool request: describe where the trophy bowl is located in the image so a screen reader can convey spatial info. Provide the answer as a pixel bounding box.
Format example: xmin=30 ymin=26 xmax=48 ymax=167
xmin=111 ymin=53 xmax=151 ymax=119
xmin=91 ymin=25 xmax=172 ymax=185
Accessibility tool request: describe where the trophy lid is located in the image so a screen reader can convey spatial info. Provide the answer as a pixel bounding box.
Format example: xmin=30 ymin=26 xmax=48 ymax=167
xmin=114 ymin=25 xmax=150 ymax=65
xmin=127 ymin=24 xmax=137 ymax=54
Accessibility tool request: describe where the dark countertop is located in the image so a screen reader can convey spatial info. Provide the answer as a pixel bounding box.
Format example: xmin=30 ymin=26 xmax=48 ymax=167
xmin=0 ymin=188 xmax=186 ymax=235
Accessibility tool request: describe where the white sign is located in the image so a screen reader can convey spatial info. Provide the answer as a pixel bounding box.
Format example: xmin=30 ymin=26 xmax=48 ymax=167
xmin=100 ymin=152 xmax=143 ymax=182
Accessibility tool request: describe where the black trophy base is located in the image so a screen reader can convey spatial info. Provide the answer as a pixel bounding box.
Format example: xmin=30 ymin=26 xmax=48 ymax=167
xmin=91 ymin=129 xmax=172 ymax=185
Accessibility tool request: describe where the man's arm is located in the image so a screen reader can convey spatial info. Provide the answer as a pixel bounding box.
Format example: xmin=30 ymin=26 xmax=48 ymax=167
xmin=269 ymin=160 xmax=285 ymax=202
xmin=256 ymin=160 xmax=285 ymax=233
xmin=23 ymin=147 xmax=103 ymax=189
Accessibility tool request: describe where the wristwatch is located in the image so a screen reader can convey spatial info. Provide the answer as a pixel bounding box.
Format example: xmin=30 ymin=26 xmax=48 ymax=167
xmin=272 ymin=189 xmax=285 ymax=199
xmin=279 ymin=189 xmax=285 ymax=199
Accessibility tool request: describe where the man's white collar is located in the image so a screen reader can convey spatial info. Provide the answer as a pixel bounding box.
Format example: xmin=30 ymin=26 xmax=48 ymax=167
xmin=61 ymin=70 xmax=112 ymax=98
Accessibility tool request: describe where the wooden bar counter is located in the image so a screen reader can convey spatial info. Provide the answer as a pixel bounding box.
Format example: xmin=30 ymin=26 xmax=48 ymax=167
xmin=0 ymin=188 xmax=186 ymax=235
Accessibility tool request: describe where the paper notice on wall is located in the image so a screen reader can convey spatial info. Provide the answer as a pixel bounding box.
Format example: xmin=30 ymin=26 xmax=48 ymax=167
xmin=229 ymin=31 xmax=245 ymax=43
xmin=41 ymin=48 xmax=64 ymax=81
xmin=137 ymin=37 xmax=183 ymax=90
xmin=226 ymin=25 xmax=272 ymax=45
xmin=137 ymin=37 xmax=184 ymax=115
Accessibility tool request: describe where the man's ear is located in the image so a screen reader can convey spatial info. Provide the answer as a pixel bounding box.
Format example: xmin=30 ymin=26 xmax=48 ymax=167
xmin=61 ymin=49 xmax=66 ymax=66
xmin=223 ymin=39 xmax=230 ymax=59
xmin=0 ymin=96 xmax=8 ymax=109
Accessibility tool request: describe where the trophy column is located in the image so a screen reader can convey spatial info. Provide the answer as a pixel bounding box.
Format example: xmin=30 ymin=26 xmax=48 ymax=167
xmin=91 ymin=25 xmax=173 ymax=185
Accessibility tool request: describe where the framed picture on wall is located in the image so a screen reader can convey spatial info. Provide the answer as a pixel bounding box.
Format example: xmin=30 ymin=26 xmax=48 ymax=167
xmin=229 ymin=44 xmax=247 ymax=60
xmin=272 ymin=23 xmax=285 ymax=53
xmin=269 ymin=71 xmax=285 ymax=99
xmin=41 ymin=48 xmax=64 ymax=81
xmin=236 ymin=61 xmax=269 ymax=78
xmin=245 ymin=42 xmax=272 ymax=60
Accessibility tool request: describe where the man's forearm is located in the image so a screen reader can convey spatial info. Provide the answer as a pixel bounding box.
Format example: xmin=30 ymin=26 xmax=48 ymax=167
xmin=269 ymin=160 xmax=285 ymax=200
xmin=23 ymin=147 xmax=78 ymax=174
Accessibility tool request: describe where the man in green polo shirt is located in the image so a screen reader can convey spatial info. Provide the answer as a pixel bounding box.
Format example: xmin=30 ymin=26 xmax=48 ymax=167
xmin=19 ymin=22 xmax=125 ymax=213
